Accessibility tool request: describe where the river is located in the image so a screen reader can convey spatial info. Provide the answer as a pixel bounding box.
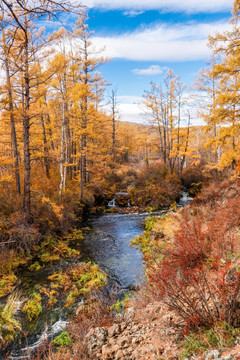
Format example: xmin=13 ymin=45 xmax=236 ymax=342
xmin=2 ymin=191 xmax=192 ymax=359
xmin=79 ymin=212 xmax=146 ymax=290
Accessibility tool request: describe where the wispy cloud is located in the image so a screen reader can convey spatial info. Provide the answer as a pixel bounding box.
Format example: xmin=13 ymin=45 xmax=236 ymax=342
xmin=92 ymin=21 xmax=231 ymax=62
xmin=133 ymin=65 xmax=164 ymax=75
xmin=85 ymin=0 xmax=232 ymax=14
xmin=123 ymin=10 xmax=144 ymax=17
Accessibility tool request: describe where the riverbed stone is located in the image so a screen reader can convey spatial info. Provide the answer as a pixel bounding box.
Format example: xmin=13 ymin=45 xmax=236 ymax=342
xmin=115 ymin=349 xmax=124 ymax=359
xmin=101 ymin=344 xmax=112 ymax=359
xmin=205 ymin=350 xmax=221 ymax=359
xmin=132 ymin=337 xmax=140 ymax=345
xmin=96 ymin=327 xmax=108 ymax=343
xmin=86 ymin=327 xmax=108 ymax=352
xmin=108 ymin=323 xmax=121 ymax=337
xmin=117 ymin=335 xmax=130 ymax=347
xmin=108 ymin=337 xmax=116 ymax=346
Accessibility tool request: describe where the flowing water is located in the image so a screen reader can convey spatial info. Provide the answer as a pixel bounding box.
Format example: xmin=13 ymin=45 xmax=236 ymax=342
xmin=79 ymin=212 xmax=146 ymax=290
xmin=2 ymin=191 xmax=193 ymax=360
xmin=2 ymin=212 xmax=145 ymax=360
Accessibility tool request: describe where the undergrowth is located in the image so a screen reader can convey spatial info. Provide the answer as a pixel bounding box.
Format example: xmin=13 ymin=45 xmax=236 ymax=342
xmin=135 ymin=180 xmax=240 ymax=339
xmin=180 ymin=322 xmax=240 ymax=358
xmin=0 ymin=293 xmax=21 ymax=350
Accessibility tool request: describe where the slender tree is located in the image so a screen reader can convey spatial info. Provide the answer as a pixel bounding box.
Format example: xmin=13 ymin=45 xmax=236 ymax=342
xmin=109 ymin=88 xmax=118 ymax=164
xmin=0 ymin=0 xmax=82 ymax=220
xmin=0 ymin=20 xmax=21 ymax=194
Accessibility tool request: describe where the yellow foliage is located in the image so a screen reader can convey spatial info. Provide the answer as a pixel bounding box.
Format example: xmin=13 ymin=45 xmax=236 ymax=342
xmin=42 ymin=197 xmax=64 ymax=221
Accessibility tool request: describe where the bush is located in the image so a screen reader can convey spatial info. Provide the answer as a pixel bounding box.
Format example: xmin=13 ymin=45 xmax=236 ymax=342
xmin=0 ymin=293 xmax=21 ymax=349
xmin=129 ymin=162 xmax=182 ymax=209
xmin=145 ymin=187 xmax=240 ymax=330
xmin=7 ymin=212 xmax=41 ymax=252
xmin=180 ymin=322 xmax=240 ymax=358
xmin=181 ymin=167 xmax=203 ymax=189
xmin=53 ymin=331 xmax=71 ymax=347
xmin=23 ymin=292 xmax=42 ymax=321
xmin=66 ymin=294 xmax=114 ymax=359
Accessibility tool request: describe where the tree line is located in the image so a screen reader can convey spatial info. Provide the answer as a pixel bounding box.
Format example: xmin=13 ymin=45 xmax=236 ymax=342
xmin=1 ymin=0 xmax=240 ymax=223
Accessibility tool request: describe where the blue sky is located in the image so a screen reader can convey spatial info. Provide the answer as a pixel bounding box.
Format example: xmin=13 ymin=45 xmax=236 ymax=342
xmin=80 ymin=0 xmax=234 ymax=123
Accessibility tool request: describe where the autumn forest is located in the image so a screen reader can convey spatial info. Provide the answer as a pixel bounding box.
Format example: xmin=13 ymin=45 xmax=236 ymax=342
xmin=1 ymin=0 xmax=240 ymax=359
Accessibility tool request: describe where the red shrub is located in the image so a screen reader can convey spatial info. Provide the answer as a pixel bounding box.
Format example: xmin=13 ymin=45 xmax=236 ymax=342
xmin=146 ymin=192 xmax=240 ymax=330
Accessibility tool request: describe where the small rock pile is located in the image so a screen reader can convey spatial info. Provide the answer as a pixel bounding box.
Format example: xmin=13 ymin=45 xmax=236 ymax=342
xmin=85 ymin=320 xmax=163 ymax=359
xmin=198 ymin=348 xmax=240 ymax=360
xmin=83 ymin=302 xmax=180 ymax=360
xmin=81 ymin=301 xmax=240 ymax=360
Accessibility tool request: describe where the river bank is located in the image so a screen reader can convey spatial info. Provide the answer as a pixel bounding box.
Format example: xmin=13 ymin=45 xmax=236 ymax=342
xmin=46 ymin=180 xmax=240 ymax=360
xmin=0 ymin=190 xmax=193 ymax=359
xmin=1 ymin=208 xmax=146 ymax=358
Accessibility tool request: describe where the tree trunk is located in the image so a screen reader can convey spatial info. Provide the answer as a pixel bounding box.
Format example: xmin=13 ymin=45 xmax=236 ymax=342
xmin=180 ymin=110 xmax=191 ymax=176
xmin=41 ymin=114 xmax=50 ymax=178
xmin=59 ymin=100 xmax=65 ymax=198
xmin=46 ymin=114 xmax=55 ymax=151
xmin=111 ymin=89 xmax=117 ymax=163
xmin=80 ymin=41 xmax=88 ymax=200
xmin=22 ymin=29 xmax=31 ymax=221
xmin=2 ymin=24 xmax=21 ymax=195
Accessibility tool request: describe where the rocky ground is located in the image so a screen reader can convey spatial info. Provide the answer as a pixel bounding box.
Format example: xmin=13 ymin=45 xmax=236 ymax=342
xmin=76 ymin=296 xmax=240 ymax=360
xmin=83 ymin=299 xmax=180 ymax=360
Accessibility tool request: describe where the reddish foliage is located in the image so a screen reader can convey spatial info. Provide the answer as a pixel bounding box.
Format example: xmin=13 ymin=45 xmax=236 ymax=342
xmin=66 ymin=293 xmax=114 ymax=358
xmin=146 ymin=186 xmax=240 ymax=330
xmin=181 ymin=166 xmax=203 ymax=189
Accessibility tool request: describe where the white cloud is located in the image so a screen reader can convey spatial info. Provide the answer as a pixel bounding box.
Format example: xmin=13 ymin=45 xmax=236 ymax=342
xmin=84 ymin=0 xmax=232 ymax=14
xmin=115 ymin=97 xmax=203 ymax=125
xmin=123 ymin=10 xmax=144 ymax=17
xmin=102 ymin=95 xmax=204 ymax=125
xmin=92 ymin=21 xmax=231 ymax=62
xmin=103 ymin=95 xmax=145 ymax=123
xmin=117 ymin=95 xmax=143 ymax=103
xmin=133 ymin=65 xmax=163 ymax=75
xmin=118 ymin=103 xmax=146 ymax=123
